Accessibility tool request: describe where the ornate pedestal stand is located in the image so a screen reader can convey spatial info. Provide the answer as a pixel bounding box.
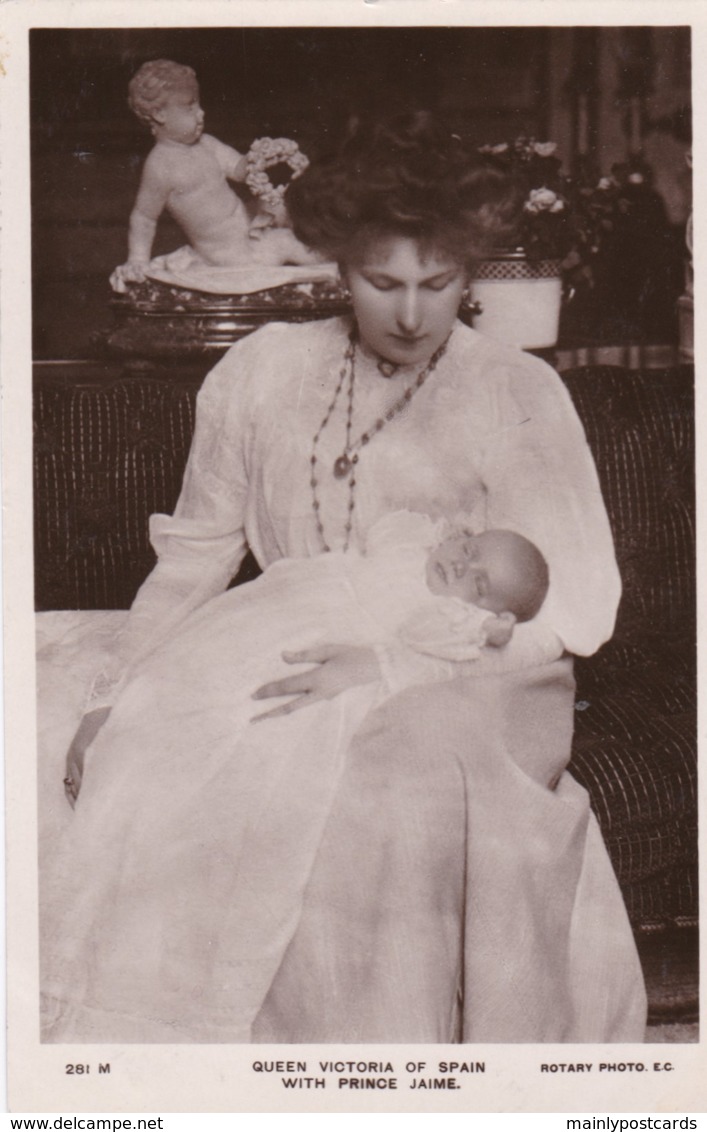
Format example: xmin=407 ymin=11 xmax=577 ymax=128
xmin=97 ymin=277 xmax=351 ymax=366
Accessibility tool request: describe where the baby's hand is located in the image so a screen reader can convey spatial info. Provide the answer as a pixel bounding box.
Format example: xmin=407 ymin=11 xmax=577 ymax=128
xmin=483 ymin=611 xmax=516 ymax=648
xmin=109 ymin=261 xmax=149 ymax=292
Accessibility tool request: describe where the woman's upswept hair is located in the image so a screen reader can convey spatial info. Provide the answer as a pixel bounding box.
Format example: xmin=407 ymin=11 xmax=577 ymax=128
xmin=286 ymin=110 xmax=521 ymax=270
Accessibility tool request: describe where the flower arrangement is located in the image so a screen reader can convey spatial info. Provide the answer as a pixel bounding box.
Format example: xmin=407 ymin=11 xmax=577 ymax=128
xmin=559 ymin=171 xmax=628 ymax=289
xmin=476 ymin=138 xmax=657 ymax=295
xmin=477 ymin=138 xmax=572 ymax=263
xmin=561 ymin=157 xmax=673 ymax=295
xmin=245 ymin=137 xmax=310 ymax=215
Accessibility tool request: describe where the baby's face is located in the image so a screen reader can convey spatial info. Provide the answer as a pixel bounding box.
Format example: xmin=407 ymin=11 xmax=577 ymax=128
xmin=156 ymin=90 xmax=205 ymax=145
xmin=425 ymin=530 xmax=525 ymax=613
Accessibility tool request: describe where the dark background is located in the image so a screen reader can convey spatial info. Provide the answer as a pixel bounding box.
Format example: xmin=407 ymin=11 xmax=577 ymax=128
xmin=31 ymin=26 xmax=691 ymax=358
xmin=30 ymin=27 xmax=699 ymax=981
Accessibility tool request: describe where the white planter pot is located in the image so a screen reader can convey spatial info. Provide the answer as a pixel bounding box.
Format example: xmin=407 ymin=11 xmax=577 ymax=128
xmin=471 ymin=252 xmax=563 ymax=350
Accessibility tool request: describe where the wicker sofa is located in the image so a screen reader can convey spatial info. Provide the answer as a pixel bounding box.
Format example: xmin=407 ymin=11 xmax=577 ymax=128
xmin=33 ymin=357 xmax=697 ymax=1014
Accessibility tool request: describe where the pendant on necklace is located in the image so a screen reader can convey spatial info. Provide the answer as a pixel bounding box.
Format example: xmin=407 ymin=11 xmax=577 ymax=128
xmin=377 ymin=359 xmax=399 ymax=378
xmin=333 ymin=454 xmax=351 ymax=479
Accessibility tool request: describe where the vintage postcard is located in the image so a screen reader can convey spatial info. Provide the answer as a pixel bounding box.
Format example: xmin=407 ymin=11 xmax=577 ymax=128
xmin=1 ymin=0 xmax=705 ymax=1115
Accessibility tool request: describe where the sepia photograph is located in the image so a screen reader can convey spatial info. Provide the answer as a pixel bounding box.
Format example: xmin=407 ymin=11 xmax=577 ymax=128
xmin=1 ymin=1 xmax=702 ymax=1114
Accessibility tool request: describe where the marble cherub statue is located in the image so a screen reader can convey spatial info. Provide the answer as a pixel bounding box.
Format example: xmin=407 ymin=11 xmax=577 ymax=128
xmin=110 ymin=59 xmax=324 ymax=294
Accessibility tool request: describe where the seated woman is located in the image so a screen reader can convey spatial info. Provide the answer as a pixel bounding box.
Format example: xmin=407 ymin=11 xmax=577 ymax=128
xmin=43 ymin=512 xmax=546 ymax=1042
xmin=41 ymin=110 xmax=647 ymax=1045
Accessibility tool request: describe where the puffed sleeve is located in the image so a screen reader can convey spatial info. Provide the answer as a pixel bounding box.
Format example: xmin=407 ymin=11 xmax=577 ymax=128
xmin=85 ymin=340 xmax=256 ymax=709
xmin=479 ymin=354 xmax=621 ymax=657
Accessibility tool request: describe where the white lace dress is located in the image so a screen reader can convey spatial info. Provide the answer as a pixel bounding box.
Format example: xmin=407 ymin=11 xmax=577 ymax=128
xmin=40 ymin=317 xmax=647 ymax=1044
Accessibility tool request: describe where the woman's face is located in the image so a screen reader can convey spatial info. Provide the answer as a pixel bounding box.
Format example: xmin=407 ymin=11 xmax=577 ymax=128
xmin=345 ymin=236 xmax=466 ymax=367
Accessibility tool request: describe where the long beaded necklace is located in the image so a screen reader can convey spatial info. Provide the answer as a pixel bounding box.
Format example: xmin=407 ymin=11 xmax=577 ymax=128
xmin=310 ymin=329 xmax=450 ymax=552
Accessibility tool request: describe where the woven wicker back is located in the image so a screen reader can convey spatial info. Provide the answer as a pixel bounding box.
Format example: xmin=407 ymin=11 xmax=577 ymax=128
xmin=561 ymin=365 xmax=694 ymax=644
xmin=561 ymin=365 xmax=696 ymax=928
xmin=34 ymin=376 xmax=197 ymax=611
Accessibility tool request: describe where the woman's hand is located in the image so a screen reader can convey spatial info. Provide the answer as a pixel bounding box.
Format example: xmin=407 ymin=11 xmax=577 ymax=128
xmin=251 ymin=643 xmax=381 ymax=722
xmin=63 ymin=706 xmax=112 ymax=808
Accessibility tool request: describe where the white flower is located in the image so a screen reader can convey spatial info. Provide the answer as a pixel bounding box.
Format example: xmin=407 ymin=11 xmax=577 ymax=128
xmin=524 ymin=187 xmax=565 ymax=214
xmin=597 ymin=177 xmax=613 ymax=191
xmin=533 ymin=142 xmax=557 ymax=157
xmin=628 ymin=172 xmax=644 ymax=184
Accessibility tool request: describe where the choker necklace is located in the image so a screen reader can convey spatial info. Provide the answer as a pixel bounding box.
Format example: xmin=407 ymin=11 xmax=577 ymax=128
xmin=310 ymin=329 xmax=450 ymax=552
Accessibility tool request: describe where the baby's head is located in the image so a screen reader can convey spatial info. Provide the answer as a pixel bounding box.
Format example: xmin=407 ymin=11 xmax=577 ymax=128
xmin=128 ymin=60 xmax=202 ymax=142
xmin=425 ymin=528 xmax=549 ymax=621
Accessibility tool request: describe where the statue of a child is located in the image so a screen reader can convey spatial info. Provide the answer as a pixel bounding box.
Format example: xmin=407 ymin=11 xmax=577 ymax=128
xmin=111 ymin=60 xmax=319 ymax=292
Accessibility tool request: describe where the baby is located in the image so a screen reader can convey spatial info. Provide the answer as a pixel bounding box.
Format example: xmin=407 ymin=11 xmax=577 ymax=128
xmin=110 ymin=60 xmax=316 ymax=291
xmin=409 ymin=526 xmax=550 ymax=657
xmin=314 ymin=516 xmax=552 ymax=692
xmin=249 ymin=514 xmax=551 ymax=719
xmin=47 ymin=514 xmax=552 ymax=1043
xmin=64 ymin=514 xmax=549 ymax=797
